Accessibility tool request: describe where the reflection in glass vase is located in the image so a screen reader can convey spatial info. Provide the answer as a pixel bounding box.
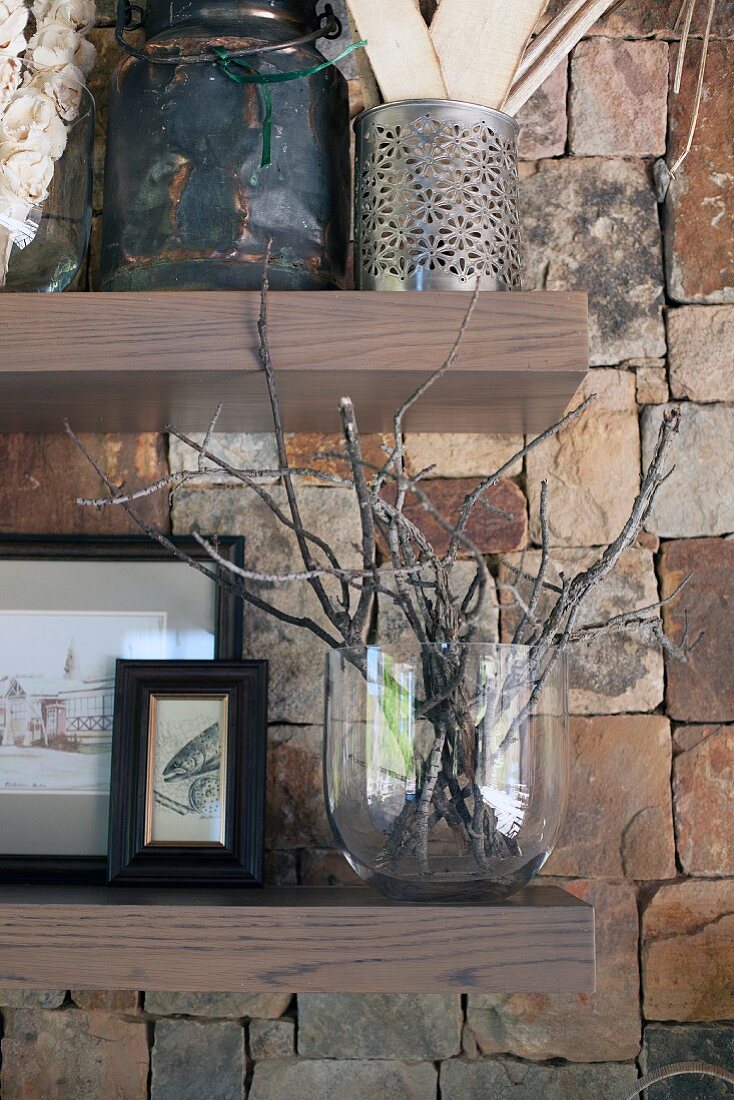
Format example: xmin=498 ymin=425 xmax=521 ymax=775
xmin=0 ymin=68 xmax=93 ymax=293
xmin=325 ymin=643 xmax=569 ymax=902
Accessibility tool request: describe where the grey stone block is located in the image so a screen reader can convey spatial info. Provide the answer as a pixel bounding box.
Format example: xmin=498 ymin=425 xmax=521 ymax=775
xmin=151 ymin=1018 xmax=244 ymax=1100
xmin=440 ymin=1058 xmax=639 ymax=1099
xmin=297 ymin=993 xmax=461 ymax=1059
xmin=640 ymin=1024 xmax=734 ymax=1099
xmin=145 ymin=992 xmax=291 ymax=1019
xmin=249 ymin=1018 xmax=295 ymax=1060
xmin=642 ymin=404 xmax=734 ymax=537
xmin=250 ymin=1059 xmax=437 ymax=1100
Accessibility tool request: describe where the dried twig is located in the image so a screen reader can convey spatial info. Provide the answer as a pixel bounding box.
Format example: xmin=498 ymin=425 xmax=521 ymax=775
xmin=504 ymin=0 xmax=619 ymax=115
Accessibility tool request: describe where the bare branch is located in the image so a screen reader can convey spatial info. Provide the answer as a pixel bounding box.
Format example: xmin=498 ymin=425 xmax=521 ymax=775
xmin=340 ymin=396 xmax=378 ymax=642
xmin=513 ymin=479 xmax=550 ymax=644
xmin=200 ymin=402 xmax=223 ymax=473
xmin=256 ymin=242 xmax=350 ymax=636
xmin=497 ymin=557 xmax=564 ymax=595
xmin=531 ymin=406 xmax=682 ymax=668
xmin=445 ymin=393 xmax=596 ymax=567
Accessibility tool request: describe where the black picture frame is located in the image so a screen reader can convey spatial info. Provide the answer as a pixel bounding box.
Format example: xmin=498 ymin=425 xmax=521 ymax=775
xmin=0 ymin=535 xmax=245 ymax=884
xmin=108 ymin=660 xmax=267 ymax=887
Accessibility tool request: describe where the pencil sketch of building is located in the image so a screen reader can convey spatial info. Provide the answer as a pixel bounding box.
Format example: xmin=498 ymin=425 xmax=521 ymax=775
xmin=0 ymin=676 xmax=115 ymax=751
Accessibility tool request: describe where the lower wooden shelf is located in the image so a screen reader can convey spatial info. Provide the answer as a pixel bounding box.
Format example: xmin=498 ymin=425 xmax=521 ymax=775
xmin=0 ymin=884 xmax=595 ymax=993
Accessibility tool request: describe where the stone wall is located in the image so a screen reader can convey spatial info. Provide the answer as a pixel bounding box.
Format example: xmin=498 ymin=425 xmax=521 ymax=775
xmin=1 ymin=1 xmax=733 ymax=1096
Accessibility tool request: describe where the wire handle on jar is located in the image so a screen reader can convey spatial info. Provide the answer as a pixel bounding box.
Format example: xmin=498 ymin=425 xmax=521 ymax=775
xmin=114 ymin=0 xmax=342 ymax=64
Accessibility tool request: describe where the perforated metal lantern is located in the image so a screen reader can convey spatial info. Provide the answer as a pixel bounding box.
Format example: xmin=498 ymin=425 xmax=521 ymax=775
xmin=354 ymin=100 xmax=522 ymax=292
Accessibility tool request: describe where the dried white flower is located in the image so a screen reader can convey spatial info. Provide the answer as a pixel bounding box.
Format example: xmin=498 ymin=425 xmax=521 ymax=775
xmin=27 ymin=21 xmax=81 ymax=69
xmin=32 ymin=0 xmax=54 ymax=22
xmin=0 ymin=55 xmax=22 ymax=107
xmin=44 ymin=0 xmax=96 ymax=34
xmin=0 ymin=145 xmax=55 ymax=204
xmin=3 ymin=90 xmax=68 ymax=158
xmin=25 ymin=61 xmax=85 ymax=120
xmin=74 ymin=35 xmax=95 ymax=77
xmin=0 ymin=0 xmax=28 ymax=54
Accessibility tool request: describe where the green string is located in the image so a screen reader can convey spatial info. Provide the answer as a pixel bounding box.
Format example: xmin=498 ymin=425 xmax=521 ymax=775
xmin=211 ymin=39 xmax=366 ymax=178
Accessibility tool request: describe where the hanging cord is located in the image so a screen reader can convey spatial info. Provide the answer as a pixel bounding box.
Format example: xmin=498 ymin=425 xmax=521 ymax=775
xmin=617 ymin=1060 xmax=734 ymax=1099
xmin=213 ymin=38 xmax=366 ymax=175
xmin=656 ymin=0 xmax=716 ymax=199
xmin=115 ymin=0 xmax=343 ymax=64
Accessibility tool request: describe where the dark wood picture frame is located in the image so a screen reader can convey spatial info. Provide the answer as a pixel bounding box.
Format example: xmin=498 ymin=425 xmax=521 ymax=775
xmin=108 ymin=660 xmax=267 ymax=887
xmin=0 ymin=535 xmax=244 ymax=884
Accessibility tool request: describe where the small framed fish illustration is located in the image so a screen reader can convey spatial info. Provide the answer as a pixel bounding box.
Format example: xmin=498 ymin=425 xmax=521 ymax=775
xmin=107 ymin=660 xmax=267 ymax=886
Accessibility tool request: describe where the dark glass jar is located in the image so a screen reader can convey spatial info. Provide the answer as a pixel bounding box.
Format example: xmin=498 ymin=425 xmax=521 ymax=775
xmin=101 ymin=0 xmax=350 ymax=291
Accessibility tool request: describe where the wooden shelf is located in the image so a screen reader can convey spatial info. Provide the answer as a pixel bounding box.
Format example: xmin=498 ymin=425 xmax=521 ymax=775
xmin=0 ymin=884 xmax=594 ymax=993
xmin=0 ymin=291 xmax=588 ymax=434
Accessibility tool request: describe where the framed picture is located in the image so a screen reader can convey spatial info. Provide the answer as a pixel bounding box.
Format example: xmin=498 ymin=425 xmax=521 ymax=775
xmin=108 ymin=660 xmax=267 ymax=886
xmin=0 ymin=536 xmax=244 ymax=883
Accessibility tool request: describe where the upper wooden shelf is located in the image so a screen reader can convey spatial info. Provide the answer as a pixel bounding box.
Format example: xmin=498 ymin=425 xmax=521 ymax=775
xmin=0 ymin=884 xmax=595 ymax=994
xmin=0 ymin=290 xmax=588 ymax=435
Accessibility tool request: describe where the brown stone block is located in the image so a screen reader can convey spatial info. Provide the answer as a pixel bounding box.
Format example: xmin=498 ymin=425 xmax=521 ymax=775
xmin=542 ymin=0 xmax=734 ymax=38
xmin=668 ymin=305 xmax=734 ymax=401
xmin=543 ymin=715 xmax=675 ymax=880
xmin=266 ymin=727 xmax=333 ymax=850
xmin=173 ymin=485 xmax=361 ymax=724
xmin=466 ymin=879 xmax=641 ymax=1062
xmin=570 ymin=39 xmax=669 ymax=157
xmin=263 ymin=849 xmax=298 ymax=886
xmin=151 ymin=1018 xmax=245 ymax=1100
xmin=377 ymin=478 xmax=528 ymax=558
xmin=673 ymin=724 xmax=734 ymax=875
xmin=636 ymin=363 xmax=670 ymax=405
xmin=500 ymin=546 xmax=663 ymax=714
xmin=642 ymin=879 xmax=734 ymax=1020
xmin=284 ymin=432 xmax=390 ymax=485
xmin=404 ymin=433 xmax=523 ymax=480
xmin=299 ymin=849 xmax=364 ymax=887
xmin=517 ymin=65 xmax=568 ymax=161
xmin=665 ymin=41 xmax=734 ymax=303
xmin=0 ymin=433 xmax=170 ymax=536
xmin=660 ymin=539 xmax=734 ymax=721
xmin=0 ymin=1008 xmax=149 ymax=1099
xmin=248 ymin=1017 xmax=295 ymax=1060
xmin=71 ymin=991 xmax=140 ymax=1013
xmin=525 ymin=369 xmax=641 ymax=548
xmin=88 ymin=213 xmax=103 ymax=291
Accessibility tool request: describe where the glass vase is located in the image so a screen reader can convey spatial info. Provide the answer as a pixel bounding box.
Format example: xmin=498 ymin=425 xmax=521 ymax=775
xmin=0 ymin=69 xmax=93 ymax=292
xmin=325 ymin=643 xmax=568 ymax=902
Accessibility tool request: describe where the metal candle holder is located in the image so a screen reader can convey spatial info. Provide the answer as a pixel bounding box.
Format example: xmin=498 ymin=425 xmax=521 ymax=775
xmin=354 ymin=99 xmax=523 ymax=292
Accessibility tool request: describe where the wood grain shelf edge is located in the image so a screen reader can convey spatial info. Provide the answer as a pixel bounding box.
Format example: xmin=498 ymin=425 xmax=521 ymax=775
xmin=0 ymin=885 xmax=595 ymax=994
xmin=0 ymin=290 xmax=589 ymax=434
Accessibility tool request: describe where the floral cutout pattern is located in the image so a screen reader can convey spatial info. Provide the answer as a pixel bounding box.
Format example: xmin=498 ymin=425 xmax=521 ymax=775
xmin=355 ymin=112 xmax=523 ymax=289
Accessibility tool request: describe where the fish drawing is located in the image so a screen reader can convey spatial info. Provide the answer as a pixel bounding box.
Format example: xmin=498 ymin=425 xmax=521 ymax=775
xmin=162 ymin=722 xmax=221 ymax=783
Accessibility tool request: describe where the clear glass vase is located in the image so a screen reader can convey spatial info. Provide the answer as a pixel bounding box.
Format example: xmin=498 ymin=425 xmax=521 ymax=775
xmin=1 ymin=70 xmax=93 ymax=292
xmin=325 ymin=643 xmax=569 ymax=902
